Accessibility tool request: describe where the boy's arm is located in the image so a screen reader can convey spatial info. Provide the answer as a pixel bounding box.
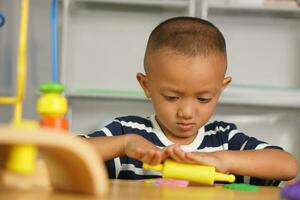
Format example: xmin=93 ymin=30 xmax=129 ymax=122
xmin=165 ymin=145 xmax=298 ymax=181
xmin=86 ymin=134 xmax=167 ymax=165
xmin=213 ymin=148 xmax=298 ymax=180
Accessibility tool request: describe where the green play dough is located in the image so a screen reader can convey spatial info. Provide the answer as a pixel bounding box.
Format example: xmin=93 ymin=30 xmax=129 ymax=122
xmin=224 ymin=183 xmax=259 ymax=192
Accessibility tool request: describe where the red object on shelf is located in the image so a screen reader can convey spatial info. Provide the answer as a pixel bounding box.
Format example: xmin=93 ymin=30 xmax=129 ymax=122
xmin=40 ymin=117 xmax=68 ymax=131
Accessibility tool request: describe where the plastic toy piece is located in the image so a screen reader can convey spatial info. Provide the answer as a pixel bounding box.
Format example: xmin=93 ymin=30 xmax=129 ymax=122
xmin=0 ymin=0 xmax=29 ymax=121
xmin=37 ymin=82 xmax=68 ymax=130
xmin=224 ymin=183 xmax=259 ymax=192
xmin=51 ymin=0 xmax=59 ymax=82
xmin=14 ymin=0 xmax=29 ymax=122
xmin=144 ymin=178 xmax=189 ymax=187
xmin=143 ymin=160 xmax=235 ymax=185
xmin=5 ymin=121 xmax=39 ymax=175
xmin=37 ymin=82 xmax=67 ymax=118
xmin=40 ymin=117 xmax=68 ymax=130
xmin=281 ymin=180 xmax=300 ymax=200
xmin=0 ymin=0 xmax=38 ymax=175
xmin=0 ymin=125 xmax=109 ymax=195
xmin=39 ymin=82 xmax=65 ymax=93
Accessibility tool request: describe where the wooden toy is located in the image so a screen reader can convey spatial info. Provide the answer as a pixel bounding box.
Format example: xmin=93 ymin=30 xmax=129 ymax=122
xmin=0 ymin=125 xmax=109 ymax=195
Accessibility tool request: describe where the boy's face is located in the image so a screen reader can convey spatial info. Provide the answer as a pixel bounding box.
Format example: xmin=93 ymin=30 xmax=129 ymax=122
xmin=137 ymin=49 xmax=231 ymax=145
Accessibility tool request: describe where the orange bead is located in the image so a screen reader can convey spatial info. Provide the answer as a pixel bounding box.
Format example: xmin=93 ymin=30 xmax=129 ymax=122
xmin=40 ymin=117 xmax=68 ymax=131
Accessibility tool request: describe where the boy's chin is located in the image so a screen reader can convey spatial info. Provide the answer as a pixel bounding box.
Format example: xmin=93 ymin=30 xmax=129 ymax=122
xmin=172 ymin=130 xmax=198 ymax=139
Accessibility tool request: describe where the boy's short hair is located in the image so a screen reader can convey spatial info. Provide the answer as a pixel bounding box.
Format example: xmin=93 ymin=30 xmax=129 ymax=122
xmin=144 ymin=16 xmax=227 ymax=71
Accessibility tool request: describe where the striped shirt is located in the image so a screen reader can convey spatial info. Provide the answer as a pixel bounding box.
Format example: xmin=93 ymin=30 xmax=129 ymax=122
xmin=81 ymin=115 xmax=282 ymax=186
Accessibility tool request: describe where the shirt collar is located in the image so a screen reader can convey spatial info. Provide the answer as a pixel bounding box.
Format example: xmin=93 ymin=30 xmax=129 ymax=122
xmin=150 ymin=114 xmax=205 ymax=152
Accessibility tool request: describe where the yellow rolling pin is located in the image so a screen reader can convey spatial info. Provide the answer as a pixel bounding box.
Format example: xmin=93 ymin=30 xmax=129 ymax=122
xmin=143 ymin=160 xmax=235 ymax=185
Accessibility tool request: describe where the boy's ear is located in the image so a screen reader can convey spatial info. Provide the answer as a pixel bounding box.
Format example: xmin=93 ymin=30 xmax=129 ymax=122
xmin=136 ymin=73 xmax=151 ymax=98
xmin=221 ymin=76 xmax=232 ymax=90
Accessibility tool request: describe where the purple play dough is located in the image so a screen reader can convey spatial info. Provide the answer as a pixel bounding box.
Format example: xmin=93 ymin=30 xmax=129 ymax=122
xmin=281 ymin=181 xmax=300 ymax=200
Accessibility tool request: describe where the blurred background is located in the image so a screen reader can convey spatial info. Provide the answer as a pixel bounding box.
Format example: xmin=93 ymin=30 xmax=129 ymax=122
xmin=0 ymin=0 xmax=299 ymax=177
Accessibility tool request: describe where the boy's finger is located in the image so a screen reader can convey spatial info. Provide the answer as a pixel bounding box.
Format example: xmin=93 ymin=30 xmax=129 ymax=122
xmin=141 ymin=149 xmax=155 ymax=164
xmin=173 ymin=147 xmax=191 ymax=163
xmin=161 ymin=150 xmax=168 ymax=161
xmin=164 ymin=144 xmax=179 ymax=151
xmin=131 ymin=147 xmax=143 ymax=159
xmin=167 ymin=147 xmax=183 ymax=162
xmin=164 ymin=145 xmax=177 ymax=156
xmin=149 ymin=151 xmax=163 ymax=165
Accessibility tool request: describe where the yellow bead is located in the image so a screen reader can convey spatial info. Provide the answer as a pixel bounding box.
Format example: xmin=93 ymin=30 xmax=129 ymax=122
xmin=37 ymin=93 xmax=67 ymax=118
xmin=5 ymin=145 xmax=37 ymax=175
xmin=5 ymin=120 xmax=39 ymax=175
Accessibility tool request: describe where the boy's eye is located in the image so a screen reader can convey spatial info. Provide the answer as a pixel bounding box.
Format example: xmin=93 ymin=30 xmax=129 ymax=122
xmin=197 ymin=98 xmax=211 ymax=103
xmin=164 ymin=96 xmax=178 ymax=101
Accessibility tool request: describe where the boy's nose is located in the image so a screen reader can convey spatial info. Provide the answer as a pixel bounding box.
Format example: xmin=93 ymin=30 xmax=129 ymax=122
xmin=177 ymin=104 xmax=193 ymax=119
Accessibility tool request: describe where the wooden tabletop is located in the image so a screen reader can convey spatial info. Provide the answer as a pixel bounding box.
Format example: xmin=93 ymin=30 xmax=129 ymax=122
xmin=0 ymin=180 xmax=281 ymax=200
xmin=0 ymin=127 xmax=283 ymax=200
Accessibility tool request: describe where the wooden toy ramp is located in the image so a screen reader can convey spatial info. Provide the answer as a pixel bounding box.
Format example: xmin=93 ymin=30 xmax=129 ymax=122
xmin=0 ymin=125 xmax=108 ymax=196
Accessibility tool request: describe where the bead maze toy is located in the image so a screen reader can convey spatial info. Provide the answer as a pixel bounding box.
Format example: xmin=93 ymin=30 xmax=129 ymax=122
xmin=143 ymin=159 xmax=235 ymax=185
xmin=0 ymin=0 xmax=108 ymax=195
xmin=0 ymin=0 xmax=38 ymax=175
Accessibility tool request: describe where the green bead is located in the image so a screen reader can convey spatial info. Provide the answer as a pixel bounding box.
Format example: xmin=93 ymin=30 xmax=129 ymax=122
xmin=224 ymin=183 xmax=259 ymax=192
xmin=39 ymin=82 xmax=65 ymax=93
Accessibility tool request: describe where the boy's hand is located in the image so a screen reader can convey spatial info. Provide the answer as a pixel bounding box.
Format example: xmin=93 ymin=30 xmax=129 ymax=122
xmin=165 ymin=144 xmax=228 ymax=173
xmin=124 ymin=134 xmax=168 ymax=165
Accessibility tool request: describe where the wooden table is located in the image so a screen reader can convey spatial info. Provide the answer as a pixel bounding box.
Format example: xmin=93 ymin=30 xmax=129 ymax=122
xmin=0 ymin=180 xmax=281 ymax=200
xmin=0 ymin=127 xmax=283 ymax=199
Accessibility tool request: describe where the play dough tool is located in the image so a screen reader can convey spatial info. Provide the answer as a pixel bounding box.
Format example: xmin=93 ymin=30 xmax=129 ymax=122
xmin=143 ymin=159 xmax=235 ymax=185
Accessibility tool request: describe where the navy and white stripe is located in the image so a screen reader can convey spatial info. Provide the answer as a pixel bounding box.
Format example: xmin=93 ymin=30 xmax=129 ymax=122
xmin=81 ymin=115 xmax=282 ymax=186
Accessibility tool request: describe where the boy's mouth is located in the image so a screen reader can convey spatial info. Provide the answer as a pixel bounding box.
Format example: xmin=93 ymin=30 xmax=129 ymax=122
xmin=176 ymin=123 xmax=195 ymax=131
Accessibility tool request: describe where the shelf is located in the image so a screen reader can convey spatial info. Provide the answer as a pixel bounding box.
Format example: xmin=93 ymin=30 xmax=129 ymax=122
xmin=208 ymin=2 xmax=300 ymax=18
xmin=220 ymin=85 xmax=300 ymax=108
xmin=60 ymin=0 xmax=300 ymax=109
xmin=69 ymin=0 xmax=190 ymax=9
xmin=60 ymin=0 xmax=193 ymax=103
xmin=66 ymin=88 xmax=146 ymax=100
xmin=66 ymin=86 xmax=300 ymax=108
xmin=205 ymin=2 xmax=300 ymax=108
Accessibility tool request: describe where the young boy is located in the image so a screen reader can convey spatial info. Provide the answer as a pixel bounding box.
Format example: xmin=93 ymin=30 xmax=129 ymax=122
xmin=80 ymin=17 xmax=298 ymax=185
